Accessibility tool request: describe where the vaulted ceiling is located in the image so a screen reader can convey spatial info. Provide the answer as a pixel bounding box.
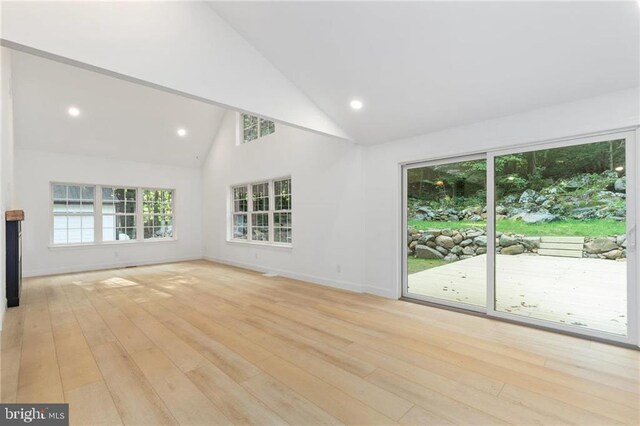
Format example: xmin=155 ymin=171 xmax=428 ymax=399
xmin=11 ymin=51 xmax=227 ymax=168
xmin=210 ymin=1 xmax=639 ymax=145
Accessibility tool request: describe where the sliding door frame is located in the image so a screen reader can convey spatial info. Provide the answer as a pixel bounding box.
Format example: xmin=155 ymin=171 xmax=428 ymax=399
xmin=401 ymin=153 xmax=488 ymax=313
xmin=400 ymin=128 xmax=638 ymax=347
xmin=486 ymin=130 xmax=637 ymax=346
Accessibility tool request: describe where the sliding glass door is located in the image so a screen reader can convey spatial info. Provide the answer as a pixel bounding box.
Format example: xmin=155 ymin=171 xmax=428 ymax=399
xmin=403 ymin=130 xmax=637 ymax=345
xmin=403 ymin=155 xmax=487 ymax=311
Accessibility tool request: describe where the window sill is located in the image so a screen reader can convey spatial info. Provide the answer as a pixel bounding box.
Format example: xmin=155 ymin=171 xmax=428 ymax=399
xmin=49 ymin=238 xmax=177 ymax=250
xmin=226 ymin=239 xmax=293 ymax=250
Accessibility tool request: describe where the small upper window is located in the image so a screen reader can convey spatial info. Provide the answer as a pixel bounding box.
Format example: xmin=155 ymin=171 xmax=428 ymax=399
xmin=241 ymin=113 xmax=275 ymax=144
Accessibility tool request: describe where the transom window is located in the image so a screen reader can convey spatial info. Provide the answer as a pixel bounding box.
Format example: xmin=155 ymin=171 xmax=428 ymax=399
xmin=231 ymin=178 xmax=292 ymax=245
xmin=51 ymin=183 xmax=175 ymax=246
xmin=240 ymin=113 xmax=276 ymax=144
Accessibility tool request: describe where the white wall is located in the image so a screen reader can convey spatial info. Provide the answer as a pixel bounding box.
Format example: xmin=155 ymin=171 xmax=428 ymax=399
xmin=0 ymin=46 xmax=16 ymax=328
xmin=14 ymin=149 xmax=203 ymax=277
xmin=202 ymin=111 xmax=367 ymax=294
xmin=0 ymin=1 xmax=348 ymax=140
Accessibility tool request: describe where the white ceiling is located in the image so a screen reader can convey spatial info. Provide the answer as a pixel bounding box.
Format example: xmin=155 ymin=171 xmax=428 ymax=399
xmin=210 ymin=1 xmax=639 ymax=145
xmin=11 ymin=50 xmax=227 ymax=168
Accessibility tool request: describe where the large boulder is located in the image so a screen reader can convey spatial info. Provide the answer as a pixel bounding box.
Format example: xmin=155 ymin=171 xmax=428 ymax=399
xmin=519 ymin=189 xmax=537 ymax=204
xmin=435 ymin=235 xmax=455 ymax=249
xmin=462 ymin=246 xmax=475 ymax=255
xmin=452 ymin=233 xmax=463 ymax=245
xmin=614 ymin=177 xmax=626 ymax=193
xmin=476 ymin=247 xmax=487 ymax=255
xmin=499 ymin=234 xmax=518 ymax=247
xmin=415 ymin=245 xmax=444 ymax=259
xmin=474 ymin=236 xmax=487 ymax=247
xmin=520 ymin=212 xmax=557 ymax=224
xmin=459 ymin=239 xmax=473 ymax=247
xmin=501 ymin=244 xmax=525 ymax=255
xmin=465 ymin=229 xmax=484 ymax=238
xmin=444 ymin=253 xmax=459 ymax=262
xmin=450 ymin=245 xmax=463 ymax=255
xmin=435 ymin=246 xmax=449 ymax=256
xmin=584 ymin=238 xmax=618 ymax=254
xmin=603 ymin=249 xmax=623 ymax=260
xmin=520 ymin=237 xmax=541 ymax=251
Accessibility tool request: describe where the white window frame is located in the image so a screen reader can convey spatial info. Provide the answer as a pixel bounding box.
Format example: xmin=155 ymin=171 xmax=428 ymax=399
xmin=229 ymin=177 xmax=292 ymax=247
xmin=400 ymin=129 xmax=638 ymax=347
xmin=142 ymin=187 xmax=176 ymax=241
xmin=236 ymin=113 xmax=276 ymax=145
xmin=50 ymin=182 xmax=177 ymax=247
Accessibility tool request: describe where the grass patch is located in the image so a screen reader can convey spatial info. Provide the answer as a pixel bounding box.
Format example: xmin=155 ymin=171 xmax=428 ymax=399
xmin=407 ymin=257 xmax=448 ymax=274
xmin=408 ymin=218 xmax=625 ymax=237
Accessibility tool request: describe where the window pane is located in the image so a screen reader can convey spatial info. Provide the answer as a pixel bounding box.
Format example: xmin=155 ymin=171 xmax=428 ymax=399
xmin=274 ymin=228 xmax=292 ymax=244
xmin=244 ymin=125 xmax=258 ymax=144
xmin=53 ymin=184 xmax=67 ymax=200
xmin=81 ymin=215 xmax=94 ymax=228
xmin=252 ymin=183 xmax=269 ymax=211
xmin=53 ymin=200 xmax=67 ymax=213
xmin=68 ymin=186 xmax=81 ymax=200
xmin=103 ymin=187 xmax=114 ymax=201
xmin=243 ymin=114 xmax=258 ymax=129
xmin=52 ymin=183 xmax=96 ymax=245
xmin=67 ymin=200 xmax=83 ymax=213
xmin=68 ymin=216 xmax=82 ymax=228
xmin=233 ymin=214 xmax=248 ymax=239
xmin=251 ymin=213 xmax=269 ymax=241
xmin=54 ymin=216 xmax=67 ymax=229
xmin=82 ymin=186 xmax=95 ymax=200
xmin=82 ymin=228 xmax=94 ymax=242
xmin=68 ymin=229 xmax=82 ymax=243
xmin=260 ymin=119 xmax=275 ymax=137
xmin=54 ymin=230 xmax=67 ymax=244
xmin=103 ymin=228 xmax=116 ymax=241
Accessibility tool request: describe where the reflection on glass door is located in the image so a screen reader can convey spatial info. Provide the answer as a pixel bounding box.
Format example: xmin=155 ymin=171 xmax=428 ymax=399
xmin=493 ymin=139 xmax=628 ymax=335
xmin=405 ymin=157 xmax=487 ymax=309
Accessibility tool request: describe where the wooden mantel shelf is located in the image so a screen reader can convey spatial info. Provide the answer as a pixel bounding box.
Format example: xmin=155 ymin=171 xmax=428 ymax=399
xmin=5 ymin=210 xmax=24 ymax=222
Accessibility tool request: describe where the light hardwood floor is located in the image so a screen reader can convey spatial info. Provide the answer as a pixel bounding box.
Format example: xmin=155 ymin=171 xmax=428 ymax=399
xmin=1 ymin=260 xmax=638 ymax=425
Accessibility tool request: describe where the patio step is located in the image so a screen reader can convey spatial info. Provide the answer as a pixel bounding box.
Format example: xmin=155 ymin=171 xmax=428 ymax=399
xmin=538 ymin=236 xmax=584 ymax=258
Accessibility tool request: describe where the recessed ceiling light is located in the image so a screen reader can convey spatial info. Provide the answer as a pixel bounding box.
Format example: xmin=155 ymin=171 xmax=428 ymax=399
xmin=177 ymin=128 xmax=187 ymax=137
xmin=615 ymin=166 xmax=624 ymax=172
xmin=350 ymin=99 xmax=363 ymax=110
xmin=67 ymin=106 xmax=80 ymax=117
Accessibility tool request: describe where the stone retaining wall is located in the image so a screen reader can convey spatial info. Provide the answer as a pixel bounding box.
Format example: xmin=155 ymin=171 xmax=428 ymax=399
xmin=408 ymin=228 xmax=626 ymax=262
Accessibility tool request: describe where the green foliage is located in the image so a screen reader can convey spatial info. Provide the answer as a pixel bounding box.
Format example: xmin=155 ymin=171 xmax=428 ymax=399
xmin=408 ymin=219 xmax=625 ymax=237
xmin=408 ymin=139 xmax=625 ymax=204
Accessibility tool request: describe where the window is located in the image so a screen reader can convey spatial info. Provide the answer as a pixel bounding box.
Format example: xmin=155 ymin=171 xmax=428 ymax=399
xmin=273 ymin=179 xmax=292 ymax=244
xmin=51 ymin=183 xmax=175 ymax=246
xmin=143 ymin=189 xmax=174 ymax=239
xmin=251 ymin=182 xmax=269 ymax=241
xmin=240 ymin=113 xmax=275 ymax=144
xmin=102 ymin=187 xmax=136 ymax=241
xmin=52 ymin=184 xmax=95 ymax=244
xmin=232 ymin=186 xmax=248 ymax=239
xmin=230 ymin=178 xmax=292 ymax=245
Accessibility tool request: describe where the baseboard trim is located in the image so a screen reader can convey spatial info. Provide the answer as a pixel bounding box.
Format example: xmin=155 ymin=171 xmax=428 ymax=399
xmin=203 ymin=256 xmax=377 ymax=296
xmin=23 ymin=256 xmax=203 ymax=278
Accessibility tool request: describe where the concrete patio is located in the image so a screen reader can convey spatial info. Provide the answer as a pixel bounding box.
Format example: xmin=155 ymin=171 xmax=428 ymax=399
xmin=408 ymin=254 xmax=627 ymax=335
